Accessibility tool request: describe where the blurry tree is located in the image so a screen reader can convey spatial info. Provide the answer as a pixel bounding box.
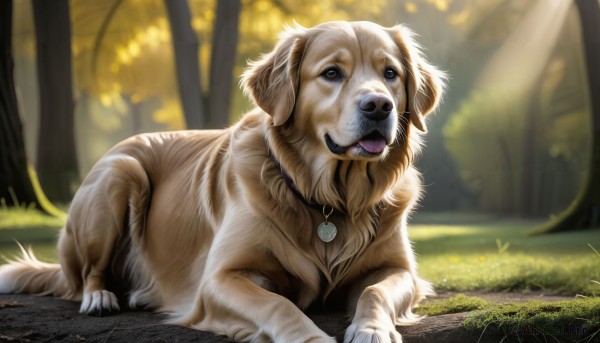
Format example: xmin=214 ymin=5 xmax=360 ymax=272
xmin=33 ymin=0 xmax=79 ymax=203
xmin=0 ymin=0 xmax=40 ymax=208
xmin=1 ymin=0 xmax=63 ymax=218
xmin=208 ymin=0 xmax=241 ymax=128
xmin=539 ymin=0 xmax=600 ymax=233
xmin=78 ymin=1 xmax=182 ymax=132
xmin=444 ymin=0 xmax=583 ymax=216
xmin=166 ymin=0 xmax=241 ymax=129
xmin=165 ymin=0 xmax=206 ymax=128
xmin=527 ymin=53 xmax=590 ymax=217
xmin=386 ymin=0 xmax=474 ymax=212
xmin=84 ymin=0 xmax=241 ymax=131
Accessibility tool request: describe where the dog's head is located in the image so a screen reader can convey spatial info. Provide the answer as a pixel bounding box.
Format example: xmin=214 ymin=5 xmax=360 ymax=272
xmin=242 ymin=21 xmax=445 ymax=162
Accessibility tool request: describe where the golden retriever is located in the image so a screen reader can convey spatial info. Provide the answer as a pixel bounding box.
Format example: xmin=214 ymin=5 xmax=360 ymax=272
xmin=0 ymin=21 xmax=445 ymax=343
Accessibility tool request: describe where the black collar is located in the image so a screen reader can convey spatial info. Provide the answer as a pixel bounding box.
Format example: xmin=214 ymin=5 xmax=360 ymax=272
xmin=268 ymin=151 xmax=324 ymax=211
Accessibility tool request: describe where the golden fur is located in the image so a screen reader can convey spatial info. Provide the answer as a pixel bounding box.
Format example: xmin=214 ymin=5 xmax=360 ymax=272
xmin=0 ymin=21 xmax=445 ymax=343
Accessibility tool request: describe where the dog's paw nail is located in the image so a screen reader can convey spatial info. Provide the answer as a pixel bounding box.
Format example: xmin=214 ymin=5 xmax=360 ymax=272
xmin=80 ymin=290 xmax=120 ymax=316
xmin=344 ymin=322 xmax=402 ymax=343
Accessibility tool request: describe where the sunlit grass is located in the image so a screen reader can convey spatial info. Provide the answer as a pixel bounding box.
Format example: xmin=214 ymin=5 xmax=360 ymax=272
xmin=0 ymin=207 xmax=65 ymax=230
xmin=416 ymin=294 xmax=489 ymax=316
xmin=411 ymin=218 xmax=600 ymax=296
xmin=0 ymin=206 xmax=63 ymax=263
xmin=417 ymin=253 xmax=599 ymax=296
xmin=463 ymin=298 xmax=600 ymax=341
xmin=0 ymin=238 xmax=59 ymax=263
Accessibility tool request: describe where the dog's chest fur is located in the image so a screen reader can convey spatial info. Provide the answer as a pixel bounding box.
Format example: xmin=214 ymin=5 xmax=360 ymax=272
xmin=206 ymin=111 xmax=415 ymax=308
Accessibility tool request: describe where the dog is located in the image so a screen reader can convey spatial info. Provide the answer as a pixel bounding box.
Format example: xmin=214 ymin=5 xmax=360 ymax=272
xmin=0 ymin=21 xmax=445 ymax=343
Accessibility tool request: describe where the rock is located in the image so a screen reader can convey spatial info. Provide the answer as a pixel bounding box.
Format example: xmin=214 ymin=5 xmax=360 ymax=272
xmin=0 ymin=293 xmax=555 ymax=342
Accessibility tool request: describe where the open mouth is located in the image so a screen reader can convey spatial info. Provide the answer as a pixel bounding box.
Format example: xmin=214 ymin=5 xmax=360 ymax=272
xmin=325 ymin=131 xmax=389 ymax=157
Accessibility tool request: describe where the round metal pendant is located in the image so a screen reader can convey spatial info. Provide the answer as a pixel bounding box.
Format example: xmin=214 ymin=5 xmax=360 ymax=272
xmin=317 ymin=222 xmax=337 ymax=242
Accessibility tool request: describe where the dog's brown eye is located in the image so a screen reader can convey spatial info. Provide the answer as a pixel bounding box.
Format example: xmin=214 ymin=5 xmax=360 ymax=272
xmin=322 ymin=67 xmax=342 ymax=81
xmin=384 ymin=68 xmax=398 ymax=80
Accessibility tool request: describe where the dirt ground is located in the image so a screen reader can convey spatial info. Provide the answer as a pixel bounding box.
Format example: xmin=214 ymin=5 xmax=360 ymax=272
xmin=0 ymin=292 xmax=575 ymax=343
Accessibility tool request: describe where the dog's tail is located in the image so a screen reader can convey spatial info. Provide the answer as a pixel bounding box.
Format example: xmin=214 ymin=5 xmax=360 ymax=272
xmin=0 ymin=243 xmax=76 ymax=299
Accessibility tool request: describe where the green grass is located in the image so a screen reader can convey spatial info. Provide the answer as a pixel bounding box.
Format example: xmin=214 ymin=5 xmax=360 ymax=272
xmin=411 ymin=217 xmax=600 ymax=296
xmin=0 ymin=206 xmax=65 ymax=229
xmin=415 ymin=294 xmax=489 ymax=316
xmin=0 ymin=207 xmax=63 ymax=262
xmin=463 ymin=298 xmax=600 ymax=341
xmin=415 ymin=293 xmax=600 ymax=341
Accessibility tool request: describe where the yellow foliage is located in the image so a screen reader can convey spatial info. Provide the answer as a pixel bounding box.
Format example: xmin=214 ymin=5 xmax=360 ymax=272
xmin=153 ymin=98 xmax=186 ymax=131
xmin=426 ymin=0 xmax=450 ymax=12
xmin=116 ymin=46 xmax=132 ymax=65
xmin=238 ymin=0 xmax=388 ymax=53
xmin=449 ymin=8 xmax=470 ymax=26
xmin=65 ymin=0 xmax=456 ymax=139
xmin=99 ymin=93 xmax=112 ymax=107
xmin=128 ymin=41 xmax=141 ymax=58
xmin=405 ymin=2 xmax=418 ymax=14
xmin=91 ymin=92 xmax=129 ymax=130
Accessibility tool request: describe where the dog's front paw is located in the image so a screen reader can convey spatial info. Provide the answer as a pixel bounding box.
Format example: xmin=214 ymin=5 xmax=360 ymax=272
xmin=344 ymin=321 xmax=402 ymax=343
xmin=80 ymin=290 xmax=120 ymax=316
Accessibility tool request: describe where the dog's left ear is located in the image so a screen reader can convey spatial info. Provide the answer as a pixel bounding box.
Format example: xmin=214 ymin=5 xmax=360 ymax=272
xmin=241 ymin=26 xmax=307 ymax=126
xmin=387 ymin=25 xmax=446 ymax=132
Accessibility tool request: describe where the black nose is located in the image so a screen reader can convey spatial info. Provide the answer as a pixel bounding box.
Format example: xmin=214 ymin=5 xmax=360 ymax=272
xmin=359 ymin=94 xmax=393 ymax=121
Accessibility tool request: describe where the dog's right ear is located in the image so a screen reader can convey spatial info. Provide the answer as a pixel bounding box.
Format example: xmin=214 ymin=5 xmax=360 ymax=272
xmin=241 ymin=26 xmax=307 ymax=126
xmin=387 ymin=25 xmax=446 ymax=132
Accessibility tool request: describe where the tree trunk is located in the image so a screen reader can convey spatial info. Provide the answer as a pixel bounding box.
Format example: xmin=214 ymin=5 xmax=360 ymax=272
xmin=536 ymin=0 xmax=600 ymax=233
xmin=520 ymin=92 xmax=538 ymax=217
xmin=33 ymin=0 xmax=79 ymax=203
xmin=0 ymin=0 xmax=42 ymax=208
xmin=208 ymin=0 xmax=241 ymax=129
xmin=164 ymin=0 xmax=207 ymax=129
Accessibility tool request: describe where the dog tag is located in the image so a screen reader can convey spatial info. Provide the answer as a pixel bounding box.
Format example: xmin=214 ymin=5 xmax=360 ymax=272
xmin=317 ymin=221 xmax=337 ymax=242
xmin=317 ymin=205 xmax=337 ymax=243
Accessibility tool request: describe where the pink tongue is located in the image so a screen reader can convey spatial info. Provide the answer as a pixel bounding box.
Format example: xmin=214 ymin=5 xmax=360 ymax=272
xmin=358 ymin=138 xmax=387 ymax=154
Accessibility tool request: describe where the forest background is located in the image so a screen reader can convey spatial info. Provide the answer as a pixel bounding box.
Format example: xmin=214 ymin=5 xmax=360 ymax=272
xmin=2 ymin=0 xmax=596 ymax=229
